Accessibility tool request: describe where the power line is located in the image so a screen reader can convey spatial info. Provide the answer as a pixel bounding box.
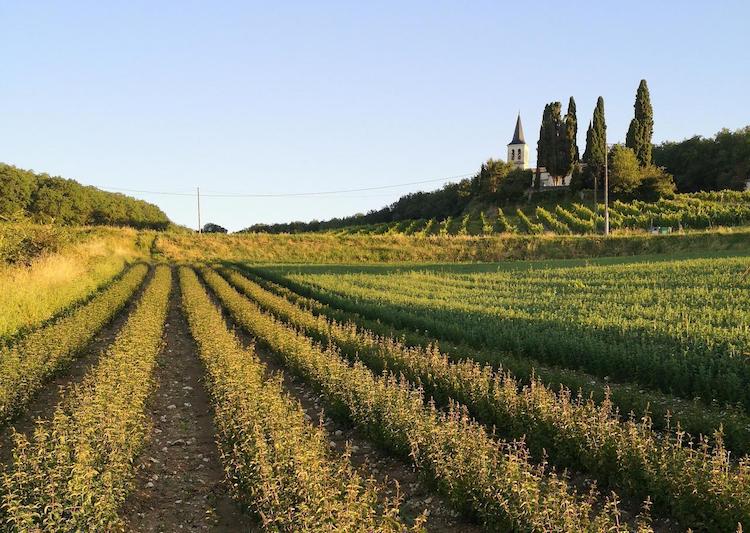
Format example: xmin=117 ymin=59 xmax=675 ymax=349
xmin=95 ymin=172 xmax=474 ymax=198
xmin=196 ymin=186 xmax=202 ymax=233
xmin=201 ymin=173 xmax=474 ymax=197
xmin=97 ymin=187 xmax=196 ymax=196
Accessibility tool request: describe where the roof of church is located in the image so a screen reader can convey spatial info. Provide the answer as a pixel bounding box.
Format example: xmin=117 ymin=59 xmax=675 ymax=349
xmin=507 ymin=114 xmax=526 ymax=145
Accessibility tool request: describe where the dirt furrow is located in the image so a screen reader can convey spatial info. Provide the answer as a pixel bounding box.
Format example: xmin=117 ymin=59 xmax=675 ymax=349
xmin=122 ymin=271 xmax=256 ymax=532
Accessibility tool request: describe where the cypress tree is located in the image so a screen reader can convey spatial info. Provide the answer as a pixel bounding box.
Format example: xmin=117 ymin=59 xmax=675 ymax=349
xmin=626 ymin=79 xmax=654 ymax=166
xmin=592 ymin=96 xmax=607 ymax=167
xmin=585 ymin=97 xmax=607 ymax=177
xmin=625 ymin=118 xmax=637 ymax=155
xmin=583 ymin=120 xmax=598 ymax=205
xmin=562 ymin=96 xmax=579 ymax=177
xmin=549 ymin=102 xmax=565 ymax=180
xmin=537 ymin=102 xmax=565 ymax=183
xmin=583 ymin=98 xmax=606 ymax=205
xmin=537 ymin=103 xmax=550 ymax=187
xmin=583 ymin=120 xmax=594 ymax=166
xmin=570 ymin=120 xmax=595 ymax=193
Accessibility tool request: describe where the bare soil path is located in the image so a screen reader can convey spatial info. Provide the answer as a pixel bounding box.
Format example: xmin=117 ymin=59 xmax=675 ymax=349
xmin=122 ymin=272 xmax=256 ymax=532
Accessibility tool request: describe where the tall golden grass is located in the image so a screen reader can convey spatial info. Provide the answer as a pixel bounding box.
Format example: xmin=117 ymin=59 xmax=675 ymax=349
xmin=0 ymin=227 xmax=148 ymax=341
xmin=155 ymin=227 xmax=750 ymax=264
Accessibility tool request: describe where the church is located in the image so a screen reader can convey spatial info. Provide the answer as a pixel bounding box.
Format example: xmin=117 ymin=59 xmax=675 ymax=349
xmin=507 ymin=114 xmax=572 ymax=187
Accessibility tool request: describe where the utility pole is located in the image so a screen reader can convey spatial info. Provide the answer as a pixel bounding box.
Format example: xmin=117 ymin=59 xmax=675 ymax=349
xmin=593 ymin=168 xmax=598 ymax=215
xmin=197 ymin=187 xmax=202 ymax=233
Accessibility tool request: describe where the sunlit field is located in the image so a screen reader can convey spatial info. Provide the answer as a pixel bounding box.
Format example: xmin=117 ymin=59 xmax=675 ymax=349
xmin=2 ymin=225 xmax=750 ymax=531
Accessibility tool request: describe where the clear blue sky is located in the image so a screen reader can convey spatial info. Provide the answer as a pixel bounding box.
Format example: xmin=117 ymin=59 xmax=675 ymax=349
xmin=2 ymin=1 xmax=748 ymax=231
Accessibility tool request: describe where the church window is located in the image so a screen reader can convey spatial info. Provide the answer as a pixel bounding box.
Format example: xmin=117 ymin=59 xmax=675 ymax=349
xmin=511 ymin=149 xmax=515 ymax=160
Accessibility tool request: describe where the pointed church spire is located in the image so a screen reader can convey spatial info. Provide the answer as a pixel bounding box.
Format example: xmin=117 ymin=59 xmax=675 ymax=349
xmin=508 ymin=113 xmax=526 ymax=145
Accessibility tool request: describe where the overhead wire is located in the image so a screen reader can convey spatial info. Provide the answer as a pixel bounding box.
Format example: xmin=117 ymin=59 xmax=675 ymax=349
xmin=94 ymin=172 xmax=474 ymax=198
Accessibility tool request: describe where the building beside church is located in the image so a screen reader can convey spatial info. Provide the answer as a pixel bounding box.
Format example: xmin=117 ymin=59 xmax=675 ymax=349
xmin=507 ymin=114 xmax=572 ymax=188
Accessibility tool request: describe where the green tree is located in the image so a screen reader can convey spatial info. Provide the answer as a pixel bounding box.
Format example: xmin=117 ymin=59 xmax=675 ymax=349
xmin=0 ymin=163 xmax=170 ymax=229
xmin=0 ymin=165 xmax=36 ymax=217
xmin=637 ymin=165 xmax=676 ymax=201
xmin=473 ymin=159 xmax=513 ymax=197
xmin=603 ymin=144 xmax=676 ymax=200
xmin=202 ymin=222 xmax=228 ymax=233
xmin=582 ymin=120 xmax=594 ymax=165
xmin=608 ymin=145 xmax=641 ymax=194
xmin=562 ymin=97 xmax=579 ymax=176
xmin=498 ymin=168 xmax=533 ymax=200
xmin=570 ymin=121 xmax=594 ymax=193
xmin=568 ymin=163 xmax=585 ymax=192
xmin=537 ymin=102 xmax=565 ymax=182
xmin=583 ymin=97 xmax=607 ymax=200
xmin=625 ymin=80 xmax=654 ymax=166
xmin=537 ymin=104 xmax=550 ymax=189
xmin=653 ymin=126 xmax=750 ymax=191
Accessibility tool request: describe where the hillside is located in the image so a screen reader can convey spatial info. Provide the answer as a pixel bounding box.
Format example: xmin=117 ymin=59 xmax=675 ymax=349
xmin=242 ymin=190 xmax=750 ymax=238
xmin=241 ymin=125 xmax=750 ymax=235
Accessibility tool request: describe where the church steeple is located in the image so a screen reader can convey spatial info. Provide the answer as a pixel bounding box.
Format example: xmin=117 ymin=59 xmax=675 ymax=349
xmin=507 ymin=113 xmax=529 ymax=169
xmin=508 ymin=113 xmax=526 ymax=145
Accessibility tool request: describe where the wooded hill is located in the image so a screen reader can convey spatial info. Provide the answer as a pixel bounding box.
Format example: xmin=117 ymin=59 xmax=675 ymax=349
xmin=0 ymin=163 xmax=170 ymax=229
xmin=244 ymin=125 xmax=749 ymax=234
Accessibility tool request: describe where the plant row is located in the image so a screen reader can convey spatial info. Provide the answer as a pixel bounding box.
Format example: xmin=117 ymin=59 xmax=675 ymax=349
xmin=245 ymin=265 xmax=750 ymax=455
xmin=2 ymin=265 xmax=171 ymax=530
xmin=273 ymin=260 xmax=750 ymax=415
xmin=535 ymin=207 xmax=572 ymax=234
xmin=555 ymin=205 xmax=596 ymax=233
xmin=0 ymin=263 xmax=149 ymax=425
xmin=179 ymin=267 xmax=418 ymax=531
xmin=599 ymin=198 xmax=750 ymax=230
xmin=199 ymin=267 xmax=649 ymax=532
xmin=327 ymin=192 xmax=750 ymax=238
xmin=688 ymin=190 xmax=750 ymax=204
xmin=221 ymin=267 xmax=750 ymax=531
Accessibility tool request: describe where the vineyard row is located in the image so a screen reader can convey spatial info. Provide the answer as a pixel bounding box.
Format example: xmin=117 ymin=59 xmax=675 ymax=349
xmin=247 ymin=264 xmax=750 ymax=455
xmin=179 ymin=266 xmax=419 ymax=531
xmin=328 ymin=193 xmax=750 ymax=236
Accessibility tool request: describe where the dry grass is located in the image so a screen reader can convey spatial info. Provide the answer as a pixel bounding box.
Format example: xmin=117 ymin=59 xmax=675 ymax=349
xmin=155 ymin=227 xmax=750 ymax=264
xmin=0 ymin=228 xmax=147 ymax=341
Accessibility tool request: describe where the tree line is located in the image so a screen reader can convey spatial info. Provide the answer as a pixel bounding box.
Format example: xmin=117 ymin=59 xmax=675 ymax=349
xmin=653 ymin=126 xmax=750 ymax=191
xmin=0 ymin=163 xmax=171 ymax=229
xmin=242 ymin=178 xmax=479 ymax=233
xmin=539 ymin=81 xmax=748 ymax=197
xmin=244 ymin=80 xmax=748 ymax=234
xmin=536 ymin=80 xmax=673 ymax=200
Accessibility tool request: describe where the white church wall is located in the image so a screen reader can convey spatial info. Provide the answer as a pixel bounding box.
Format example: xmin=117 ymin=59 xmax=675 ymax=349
xmin=538 ymin=169 xmax=571 ymax=188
